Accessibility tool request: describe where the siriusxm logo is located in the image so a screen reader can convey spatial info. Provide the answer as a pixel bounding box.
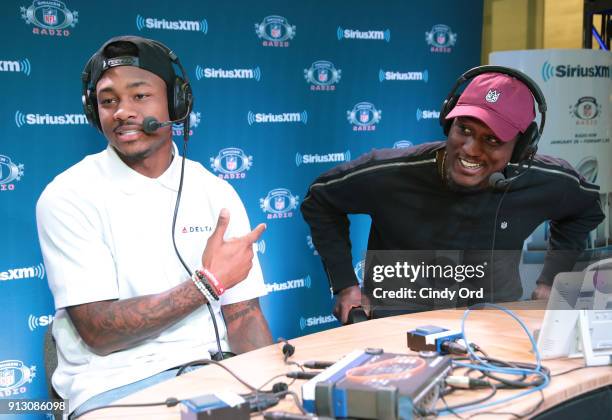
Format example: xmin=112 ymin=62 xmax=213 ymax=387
xmin=255 ymin=15 xmax=296 ymax=47
xmin=210 ymin=147 xmax=253 ymax=180
xmin=136 ymin=14 xmax=207 ymax=33
xmin=354 ymin=259 xmax=365 ymax=287
xmin=15 ymin=110 xmax=87 ymax=127
xmin=0 ymin=360 xmax=36 ymax=397
xmin=393 ymin=140 xmax=413 ymax=149
xmin=172 ymin=111 xmax=201 ymax=136
xmin=266 ymin=275 xmax=311 ymax=293
xmin=196 ymin=66 xmax=261 ymax=81
xmin=0 ymin=59 xmax=31 ymax=76
xmin=306 ymin=235 xmax=318 ymax=256
xmin=0 ymin=264 xmax=45 ymax=282
xmin=304 ymin=61 xmax=342 ymax=91
xmin=337 ymin=27 xmax=390 ymax=42
xmin=260 ymin=188 xmax=299 ymax=219
xmin=347 ymin=102 xmax=382 ymax=131
xmin=0 ymin=155 xmax=24 ymax=191
xmin=379 ymin=69 xmax=428 ymax=83
xmin=299 ymin=314 xmax=337 ymax=330
xmin=541 ymin=61 xmax=611 ymax=82
xmin=295 ymin=151 xmax=350 ymax=166
xmin=28 ymin=314 xmax=54 ymax=332
xmin=21 ymin=0 xmax=78 ymax=36
xmin=255 ymin=240 xmax=266 ymax=254
xmin=248 ymin=111 xmax=307 ymax=125
xmin=426 ymin=24 xmax=457 ymax=53
xmin=416 ymin=108 xmax=440 ymax=121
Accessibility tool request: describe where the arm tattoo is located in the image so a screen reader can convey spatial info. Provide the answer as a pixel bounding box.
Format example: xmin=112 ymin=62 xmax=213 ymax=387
xmin=223 ymin=299 xmax=258 ymax=323
xmin=223 ymin=299 xmax=273 ymax=353
xmin=67 ymin=279 xmax=206 ymax=355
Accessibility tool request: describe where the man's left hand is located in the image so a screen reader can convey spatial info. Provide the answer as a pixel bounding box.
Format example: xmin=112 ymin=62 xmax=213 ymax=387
xmin=531 ymin=284 xmax=551 ymax=300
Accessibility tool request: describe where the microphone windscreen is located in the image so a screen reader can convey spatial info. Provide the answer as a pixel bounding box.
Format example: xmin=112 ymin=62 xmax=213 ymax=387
xmin=142 ymin=116 xmax=160 ymax=134
xmin=488 ymin=172 xmax=505 ymax=189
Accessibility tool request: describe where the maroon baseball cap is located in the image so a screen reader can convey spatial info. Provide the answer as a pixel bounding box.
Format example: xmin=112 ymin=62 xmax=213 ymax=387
xmin=445 ymin=72 xmax=535 ymax=141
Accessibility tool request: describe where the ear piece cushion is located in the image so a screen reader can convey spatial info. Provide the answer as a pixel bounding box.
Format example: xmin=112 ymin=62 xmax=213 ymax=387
xmin=170 ymin=77 xmax=193 ymax=120
xmin=440 ymin=95 xmax=459 ymax=136
xmin=511 ymin=121 xmax=538 ymax=163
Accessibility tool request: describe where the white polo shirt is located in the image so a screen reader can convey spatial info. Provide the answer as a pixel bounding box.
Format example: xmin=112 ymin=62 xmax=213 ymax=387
xmin=36 ymin=143 xmax=267 ymax=412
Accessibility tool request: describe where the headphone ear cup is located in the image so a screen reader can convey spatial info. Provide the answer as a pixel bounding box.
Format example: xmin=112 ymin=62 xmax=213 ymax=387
xmin=171 ymin=77 xmax=192 ymax=120
xmin=83 ymin=90 xmax=102 ymax=131
xmin=440 ymin=95 xmax=459 ymax=136
xmin=510 ymin=121 xmax=538 ymax=163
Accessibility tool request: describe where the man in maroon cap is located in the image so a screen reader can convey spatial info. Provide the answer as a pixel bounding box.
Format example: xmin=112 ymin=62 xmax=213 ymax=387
xmin=302 ymin=71 xmax=604 ymax=324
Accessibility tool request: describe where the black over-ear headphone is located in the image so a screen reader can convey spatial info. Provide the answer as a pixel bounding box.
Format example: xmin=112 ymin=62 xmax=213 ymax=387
xmin=439 ymin=65 xmax=547 ymax=164
xmin=81 ymin=39 xmax=192 ymax=132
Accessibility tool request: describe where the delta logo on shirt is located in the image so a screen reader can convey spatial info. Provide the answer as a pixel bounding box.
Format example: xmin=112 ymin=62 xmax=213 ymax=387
xmin=180 ymin=225 xmax=212 ymax=234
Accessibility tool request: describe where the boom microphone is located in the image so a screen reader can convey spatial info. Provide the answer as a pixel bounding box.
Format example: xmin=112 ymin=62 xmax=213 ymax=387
xmin=488 ymin=172 xmax=508 ymax=190
xmin=142 ymin=116 xmax=175 ymax=134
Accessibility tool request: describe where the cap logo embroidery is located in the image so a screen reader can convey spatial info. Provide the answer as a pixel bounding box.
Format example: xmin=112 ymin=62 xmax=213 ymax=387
xmin=103 ymin=56 xmax=139 ymax=70
xmin=485 ymin=89 xmax=500 ymax=103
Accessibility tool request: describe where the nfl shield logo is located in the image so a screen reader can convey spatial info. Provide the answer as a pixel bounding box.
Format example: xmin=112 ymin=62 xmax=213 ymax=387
xmin=0 ymin=369 xmax=15 ymax=387
xmin=274 ymin=196 xmax=286 ymax=211
xmin=226 ymin=156 xmax=238 ymax=171
xmin=270 ymin=25 xmax=281 ymax=39
xmin=43 ymin=8 xmax=58 ymax=26
xmin=318 ymin=70 xmax=329 ymax=83
xmin=436 ymin=33 xmax=447 ymax=45
xmin=359 ymin=110 xmax=370 ymax=123
xmin=583 ymin=104 xmax=592 ymax=118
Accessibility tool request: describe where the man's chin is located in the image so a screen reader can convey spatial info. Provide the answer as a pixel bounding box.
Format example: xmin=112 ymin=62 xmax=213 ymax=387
xmin=112 ymin=144 xmax=151 ymax=164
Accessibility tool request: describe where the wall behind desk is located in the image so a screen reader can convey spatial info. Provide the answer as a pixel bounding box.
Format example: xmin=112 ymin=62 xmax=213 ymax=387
xmin=0 ymin=0 xmax=482 ymax=406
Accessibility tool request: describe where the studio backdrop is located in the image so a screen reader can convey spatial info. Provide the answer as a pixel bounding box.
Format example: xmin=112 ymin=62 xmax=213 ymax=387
xmin=0 ymin=0 xmax=484 ymax=410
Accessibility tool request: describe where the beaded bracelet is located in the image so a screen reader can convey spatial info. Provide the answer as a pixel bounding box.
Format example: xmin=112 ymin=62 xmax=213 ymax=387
xmin=191 ymin=272 xmax=217 ymax=302
xmin=194 ymin=269 xmax=220 ymax=300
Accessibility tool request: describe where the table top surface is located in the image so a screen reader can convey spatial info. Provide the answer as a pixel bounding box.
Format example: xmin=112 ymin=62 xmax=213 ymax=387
xmin=82 ymin=300 xmax=612 ymax=419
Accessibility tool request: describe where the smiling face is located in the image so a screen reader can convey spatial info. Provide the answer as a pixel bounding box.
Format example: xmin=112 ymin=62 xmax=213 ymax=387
xmin=444 ymin=117 xmax=516 ymax=191
xmin=96 ymin=65 xmax=172 ymax=177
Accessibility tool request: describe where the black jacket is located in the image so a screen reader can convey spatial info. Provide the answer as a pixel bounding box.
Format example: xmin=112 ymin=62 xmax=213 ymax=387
xmin=301 ymin=142 xmax=604 ymax=300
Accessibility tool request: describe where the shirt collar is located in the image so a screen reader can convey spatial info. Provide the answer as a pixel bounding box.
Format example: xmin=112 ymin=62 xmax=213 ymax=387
xmin=105 ymin=142 xmax=182 ymax=195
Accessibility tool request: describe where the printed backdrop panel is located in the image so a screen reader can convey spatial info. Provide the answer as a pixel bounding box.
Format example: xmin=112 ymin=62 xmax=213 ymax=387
xmin=0 ymin=0 xmax=482 ymax=409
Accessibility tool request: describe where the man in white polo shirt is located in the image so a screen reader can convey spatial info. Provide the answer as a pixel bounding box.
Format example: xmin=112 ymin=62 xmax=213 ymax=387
xmin=36 ymin=36 xmax=272 ymax=417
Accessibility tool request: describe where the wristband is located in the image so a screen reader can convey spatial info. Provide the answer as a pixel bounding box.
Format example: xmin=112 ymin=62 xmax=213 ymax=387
xmin=197 ymin=268 xmax=225 ymax=296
